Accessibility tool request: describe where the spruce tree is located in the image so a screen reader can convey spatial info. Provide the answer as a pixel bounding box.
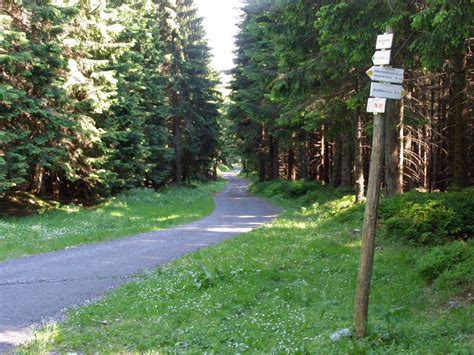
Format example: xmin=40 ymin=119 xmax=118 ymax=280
xmin=0 ymin=1 xmax=88 ymax=197
xmin=178 ymin=0 xmax=220 ymax=181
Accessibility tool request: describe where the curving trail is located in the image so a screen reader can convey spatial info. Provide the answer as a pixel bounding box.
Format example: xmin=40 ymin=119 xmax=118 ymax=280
xmin=0 ymin=171 xmax=279 ymax=350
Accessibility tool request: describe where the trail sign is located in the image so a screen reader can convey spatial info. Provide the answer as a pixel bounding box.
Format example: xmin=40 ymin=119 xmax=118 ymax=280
xmin=372 ymin=50 xmax=391 ymax=65
xmin=366 ymin=66 xmax=404 ymax=84
xmin=367 ymin=98 xmax=387 ymax=113
xmin=356 ymin=28 xmax=404 ymax=339
xmin=375 ymin=33 xmax=393 ymax=49
xmin=370 ymin=82 xmax=405 ymax=100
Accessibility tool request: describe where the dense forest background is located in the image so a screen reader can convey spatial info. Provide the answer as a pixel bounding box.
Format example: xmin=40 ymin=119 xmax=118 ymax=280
xmin=228 ymin=0 xmax=473 ymax=198
xmin=1 ymin=0 xmax=473 ymax=204
xmin=0 ymin=0 xmax=221 ymax=200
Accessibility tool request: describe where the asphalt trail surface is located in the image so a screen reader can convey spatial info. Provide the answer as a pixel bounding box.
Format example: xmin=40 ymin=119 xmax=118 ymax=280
xmin=0 ymin=172 xmax=279 ymax=350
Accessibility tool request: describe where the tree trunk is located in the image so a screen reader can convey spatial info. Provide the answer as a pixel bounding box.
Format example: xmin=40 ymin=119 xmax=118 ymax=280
xmin=440 ymin=79 xmax=449 ymax=191
xmin=258 ymin=125 xmax=266 ymax=182
xmin=268 ymin=135 xmax=275 ymax=180
xmin=355 ymin=110 xmax=365 ymax=202
xmin=340 ymin=130 xmax=352 ymax=187
xmin=173 ymin=116 xmax=182 ymax=183
xmin=384 ymin=100 xmax=402 ymax=196
xmin=30 ymin=164 xmax=44 ymax=195
xmin=325 ymin=137 xmax=331 ymax=184
xmin=273 ymin=137 xmax=279 ymax=180
xmin=404 ymin=129 xmax=413 ymax=190
xmin=398 ymin=99 xmax=405 ymax=192
xmin=300 ymin=133 xmax=308 ymax=179
xmin=258 ymin=153 xmax=266 ymax=182
xmin=287 ymin=148 xmax=294 ymax=180
xmin=330 ymin=138 xmax=341 ymax=187
xmin=451 ymin=47 xmax=469 ymax=187
xmin=354 ymin=112 xmax=385 ymax=337
xmin=268 ymin=135 xmax=279 ymax=180
xmin=321 ymin=126 xmax=330 ymax=184
xmin=424 ymin=124 xmax=430 ymax=190
xmin=212 ymin=163 xmax=217 ymax=180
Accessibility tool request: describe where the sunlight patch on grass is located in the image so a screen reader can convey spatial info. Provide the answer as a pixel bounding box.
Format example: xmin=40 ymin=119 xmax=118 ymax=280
xmin=343 ymin=241 xmax=362 ymax=248
xmin=109 ymin=211 xmax=124 ymax=217
xmin=155 ymin=214 xmax=180 ymax=222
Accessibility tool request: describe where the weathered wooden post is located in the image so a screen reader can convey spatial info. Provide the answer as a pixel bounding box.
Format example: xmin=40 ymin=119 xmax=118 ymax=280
xmin=354 ymin=29 xmax=405 ymax=337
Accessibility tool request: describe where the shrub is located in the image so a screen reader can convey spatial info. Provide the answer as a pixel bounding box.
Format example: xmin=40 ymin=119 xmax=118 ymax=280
xmin=380 ymin=190 xmax=474 ymax=245
xmin=384 ymin=200 xmax=459 ymax=244
xmin=249 ymin=180 xmax=325 ymax=199
xmin=286 ymin=180 xmax=323 ymax=197
xmin=416 ymin=242 xmax=473 ymax=283
xmin=434 ymin=256 xmax=474 ymax=291
xmin=249 ymin=180 xmax=290 ymax=198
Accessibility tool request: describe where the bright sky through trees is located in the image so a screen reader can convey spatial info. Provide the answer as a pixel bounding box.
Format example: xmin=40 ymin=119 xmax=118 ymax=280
xmin=195 ymin=0 xmax=242 ymax=86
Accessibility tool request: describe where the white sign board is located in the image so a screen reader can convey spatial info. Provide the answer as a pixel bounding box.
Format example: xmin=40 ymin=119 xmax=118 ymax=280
xmin=366 ymin=66 xmax=404 ymax=84
xmin=370 ymin=82 xmax=405 ymax=100
xmin=367 ymin=98 xmax=387 ymax=113
xmin=372 ymin=50 xmax=391 ymax=65
xmin=376 ymin=33 xmax=394 ymax=49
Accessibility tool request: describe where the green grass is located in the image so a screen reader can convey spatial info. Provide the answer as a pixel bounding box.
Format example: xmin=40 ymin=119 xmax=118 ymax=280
xmin=23 ymin=181 xmax=473 ymax=353
xmin=0 ymin=180 xmax=226 ymax=261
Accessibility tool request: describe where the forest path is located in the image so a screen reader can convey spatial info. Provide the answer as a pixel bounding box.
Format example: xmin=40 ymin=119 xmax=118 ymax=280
xmin=0 ymin=171 xmax=279 ymax=350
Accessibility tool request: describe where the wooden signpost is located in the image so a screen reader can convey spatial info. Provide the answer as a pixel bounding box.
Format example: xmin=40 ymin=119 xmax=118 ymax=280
xmin=354 ymin=29 xmax=404 ymax=337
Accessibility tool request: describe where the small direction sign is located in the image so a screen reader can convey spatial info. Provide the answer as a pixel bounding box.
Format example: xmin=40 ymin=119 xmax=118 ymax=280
xmin=372 ymin=50 xmax=391 ymax=65
xmin=366 ymin=66 xmax=404 ymax=84
xmin=376 ymin=33 xmax=394 ymax=49
xmin=370 ymin=82 xmax=406 ymax=100
xmin=367 ymin=98 xmax=387 ymax=113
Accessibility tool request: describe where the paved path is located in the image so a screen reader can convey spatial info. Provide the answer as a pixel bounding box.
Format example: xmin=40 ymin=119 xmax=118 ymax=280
xmin=0 ymin=172 xmax=279 ymax=350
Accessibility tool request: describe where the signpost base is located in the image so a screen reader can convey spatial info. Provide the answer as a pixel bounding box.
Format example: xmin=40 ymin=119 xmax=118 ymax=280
xmin=354 ymin=112 xmax=385 ymax=337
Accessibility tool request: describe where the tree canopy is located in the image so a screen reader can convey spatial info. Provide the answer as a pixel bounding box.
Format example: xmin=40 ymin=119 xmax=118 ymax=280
xmin=228 ymin=0 xmax=473 ymax=194
xmin=0 ymin=0 xmax=221 ymax=199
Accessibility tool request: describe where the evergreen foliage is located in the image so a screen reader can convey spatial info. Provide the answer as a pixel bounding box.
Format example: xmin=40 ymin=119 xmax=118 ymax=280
xmin=0 ymin=0 xmax=220 ymax=199
xmin=228 ymin=0 xmax=473 ymax=191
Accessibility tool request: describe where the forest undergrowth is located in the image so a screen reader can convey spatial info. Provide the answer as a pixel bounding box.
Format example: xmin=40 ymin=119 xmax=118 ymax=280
xmin=23 ymin=179 xmax=473 ymax=353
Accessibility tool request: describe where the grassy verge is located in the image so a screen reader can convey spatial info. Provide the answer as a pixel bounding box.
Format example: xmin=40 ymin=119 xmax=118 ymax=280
xmin=24 ymin=180 xmax=473 ymax=353
xmin=0 ymin=180 xmax=226 ymax=261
